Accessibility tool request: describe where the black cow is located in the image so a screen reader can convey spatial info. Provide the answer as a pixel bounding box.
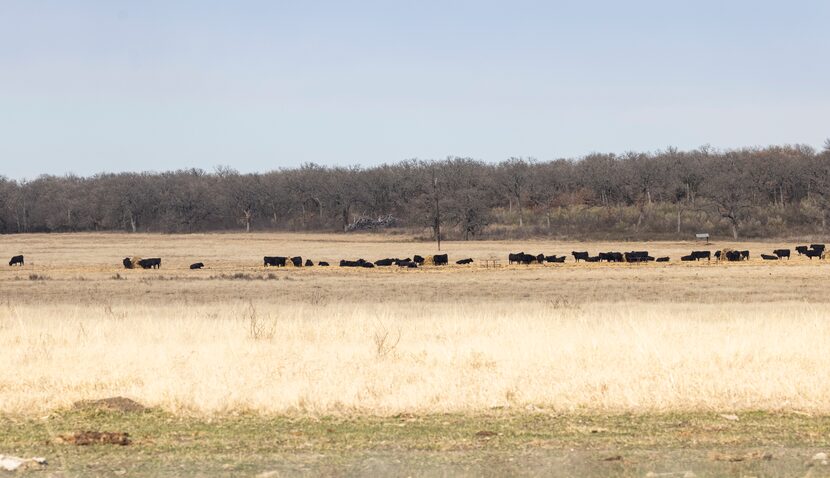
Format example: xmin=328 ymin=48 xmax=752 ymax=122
xmin=599 ymin=252 xmax=623 ymax=262
xmin=761 ymin=254 xmax=778 ymax=260
xmin=811 ymin=244 xmax=826 ymax=253
xmin=9 ymin=255 xmax=24 ymax=267
xmin=290 ymin=256 xmax=303 ymax=267
xmin=361 ymin=261 xmax=375 ymax=268
xmin=375 ymin=258 xmax=395 ymax=266
xmin=805 ymin=249 xmax=823 ymax=260
xmin=122 ymin=257 xmax=134 ymax=269
xmin=725 ymin=251 xmax=742 ymax=262
xmin=536 ymin=253 xmax=546 ymax=264
xmin=691 ymin=251 xmax=711 ymax=261
xmin=681 ymin=255 xmax=695 ymax=261
xmin=318 ymin=261 xmax=330 ymax=266
xmin=585 ymin=256 xmax=601 ymax=262
xmin=413 ymin=255 xmax=425 ymax=265
xmin=433 ymin=254 xmax=449 ymax=265
xmin=264 ymin=256 xmax=287 ymax=267
xmin=739 ymin=250 xmax=749 ymax=260
xmin=508 ymin=252 xmax=523 ymax=264
xmin=456 ymin=258 xmax=474 ymax=265
xmin=795 ymin=246 xmax=809 ymax=256
xmin=137 ymin=258 xmax=161 ymax=269
xmin=397 ymin=260 xmax=418 ymax=268
xmin=545 ymin=255 xmax=566 ymax=263
xmin=773 ymin=249 xmax=790 ymax=259
xmin=656 ymin=257 xmax=670 ymax=262
xmin=624 ymin=251 xmax=651 ymax=263
xmin=572 ymin=251 xmax=589 ymax=262
xmin=305 ymin=259 xmax=314 ymax=267
xmin=190 ymin=262 xmax=205 ymax=269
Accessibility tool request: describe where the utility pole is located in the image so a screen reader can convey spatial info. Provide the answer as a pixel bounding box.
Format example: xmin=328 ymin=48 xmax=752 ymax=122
xmin=433 ymin=174 xmax=441 ymax=251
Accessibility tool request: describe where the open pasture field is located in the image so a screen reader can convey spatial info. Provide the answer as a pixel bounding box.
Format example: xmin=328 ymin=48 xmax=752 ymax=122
xmin=2 ymin=233 xmax=830 ymax=476
xmin=2 ymin=232 xmax=830 ymax=305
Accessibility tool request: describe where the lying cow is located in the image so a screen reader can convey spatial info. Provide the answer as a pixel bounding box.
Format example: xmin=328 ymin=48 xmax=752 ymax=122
xmin=760 ymin=254 xmax=778 ymax=261
xmin=680 ymin=255 xmax=695 ymax=262
xmin=545 ymin=255 xmax=566 ymax=263
xmin=656 ymin=257 xmax=670 ymax=262
xmin=456 ymin=258 xmax=474 ymax=265
xmin=137 ymin=258 xmax=161 ymax=269
xmin=304 ymin=259 xmax=314 ymax=267
xmin=9 ymin=255 xmax=24 ymax=267
xmin=190 ymin=262 xmax=205 ymax=269
xmin=413 ymin=255 xmax=425 ymax=265
xmin=122 ymin=257 xmax=134 ymax=269
xmin=318 ymin=261 xmax=330 ymax=266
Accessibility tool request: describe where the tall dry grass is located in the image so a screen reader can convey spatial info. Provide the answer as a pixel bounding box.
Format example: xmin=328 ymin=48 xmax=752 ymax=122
xmin=2 ymin=300 xmax=828 ymax=415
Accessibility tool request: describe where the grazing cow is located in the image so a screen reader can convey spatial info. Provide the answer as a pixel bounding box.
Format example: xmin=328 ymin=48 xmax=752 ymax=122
xmin=740 ymin=250 xmax=749 ymax=260
xmin=290 ymin=256 xmax=303 ymax=267
xmin=413 ymin=255 xmax=425 ymax=265
xmin=681 ymin=255 xmax=695 ymax=261
xmin=536 ymin=253 xmax=546 ymax=264
xmin=190 ymin=262 xmax=205 ymax=269
xmin=773 ymin=249 xmax=790 ymax=259
xmin=725 ymin=250 xmax=742 ymax=262
xmin=433 ymin=254 xmax=449 ymax=265
xmin=264 ymin=256 xmax=287 ymax=267
xmin=572 ymin=251 xmax=589 ymax=262
xmin=305 ymin=259 xmax=314 ymax=267
xmin=599 ymin=252 xmax=623 ymax=262
xmin=691 ymin=251 xmax=711 ymax=261
xmin=761 ymin=254 xmax=778 ymax=260
xmin=137 ymin=258 xmax=161 ymax=269
xmin=656 ymin=257 xmax=670 ymax=262
xmin=795 ymin=245 xmax=809 ymax=256
xmin=624 ymin=251 xmax=651 ymax=263
xmin=9 ymin=255 xmax=24 ymax=267
xmin=318 ymin=261 xmax=330 ymax=266
xmin=456 ymin=258 xmax=474 ymax=265
xmin=122 ymin=257 xmax=134 ymax=269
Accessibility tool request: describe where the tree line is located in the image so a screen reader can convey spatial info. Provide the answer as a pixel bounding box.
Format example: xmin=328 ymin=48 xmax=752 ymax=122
xmin=2 ymin=142 xmax=830 ymax=240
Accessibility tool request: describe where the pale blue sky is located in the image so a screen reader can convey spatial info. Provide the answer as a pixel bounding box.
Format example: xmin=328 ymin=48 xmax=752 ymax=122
xmin=1 ymin=1 xmax=828 ymax=179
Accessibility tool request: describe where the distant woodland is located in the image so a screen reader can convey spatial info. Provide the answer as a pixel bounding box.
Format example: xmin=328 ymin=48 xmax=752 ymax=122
xmin=3 ymin=142 xmax=830 ymax=240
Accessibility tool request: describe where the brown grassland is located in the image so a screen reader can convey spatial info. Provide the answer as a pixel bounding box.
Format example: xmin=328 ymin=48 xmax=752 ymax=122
xmin=2 ymin=232 xmax=830 ymax=476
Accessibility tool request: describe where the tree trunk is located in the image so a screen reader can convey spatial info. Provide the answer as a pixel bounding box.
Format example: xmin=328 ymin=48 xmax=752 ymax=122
xmin=731 ymin=220 xmax=738 ymax=240
xmin=676 ymin=206 xmax=682 ymax=234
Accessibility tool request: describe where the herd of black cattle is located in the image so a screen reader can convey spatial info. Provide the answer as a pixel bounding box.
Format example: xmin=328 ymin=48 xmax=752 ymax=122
xmin=4 ymin=244 xmax=829 ymax=269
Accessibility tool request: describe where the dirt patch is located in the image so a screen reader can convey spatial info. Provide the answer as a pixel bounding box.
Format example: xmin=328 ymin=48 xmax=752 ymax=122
xmin=57 ymin=431 xmax=131 ymax=446
xmin=72 ymin=396 xmax=147 ymax=413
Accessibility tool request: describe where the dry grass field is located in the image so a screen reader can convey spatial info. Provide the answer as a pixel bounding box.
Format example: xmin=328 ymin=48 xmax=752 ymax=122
xmin=3 ymin=232 xmax=830 ymax=475
xmin=1 ymin=232 xmax=829 ymax=416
